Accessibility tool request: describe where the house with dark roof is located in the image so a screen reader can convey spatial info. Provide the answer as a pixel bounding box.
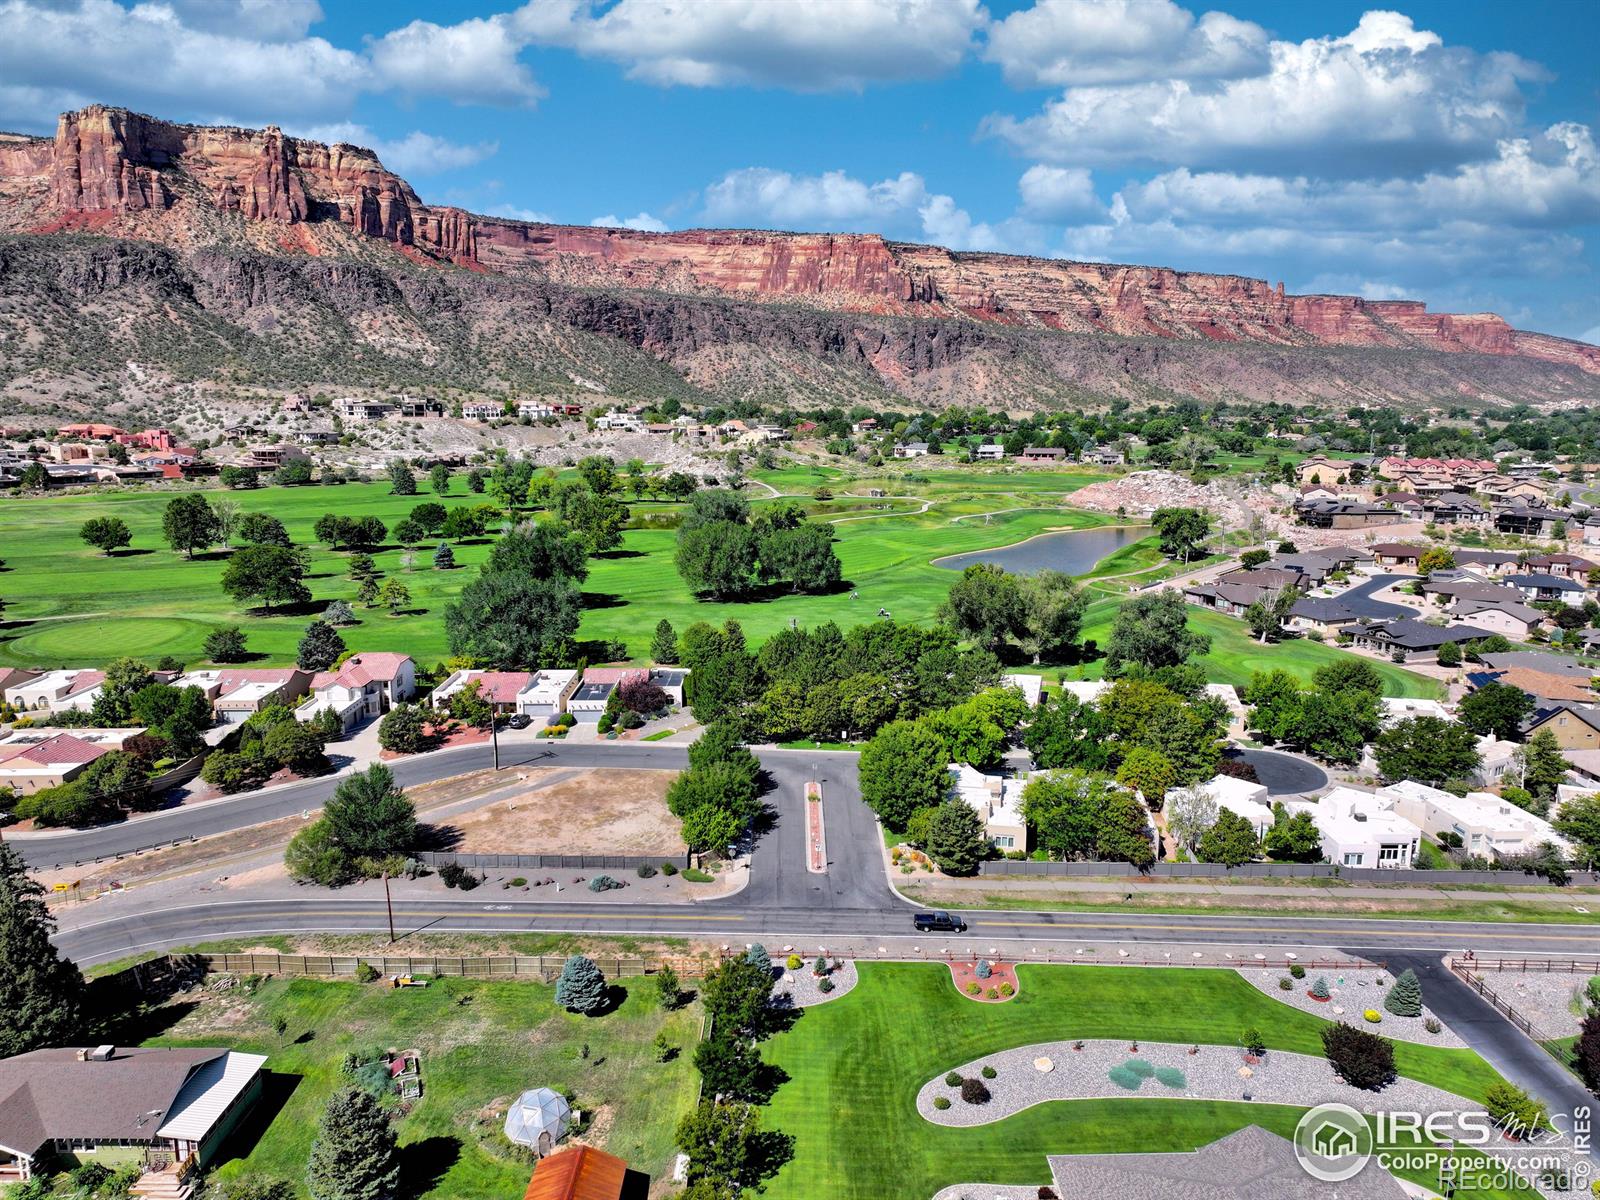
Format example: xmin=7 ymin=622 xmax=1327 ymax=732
xmin=1293 ymin=499 xmax=1403 ymax=529
xmin=1503 ymin=573 xmax=1587 ymax=608
xmin=1348 ymin=620 xmax=1493 ymax=660
xmin=1422 ymin=493 xmax=1488 ymax=524
xmin=1367 ymin=543 xmax=1426 ymax=568
xmin=1287 ymin=597 xmax=1363 ymax=634
xmin=1479 ymin=650 xmax=1598 ymax=679
xmin=1525 ymin=703 xmax=1600 ymax=750
xmin=1494 ymin=502 xmax=1570 ymax=537
xmin=212 ymin=669 xmax=312 ymax=724
xmin=0 ymin=1046 xmax=265 ymax=1186
xmin=1183 ymin=580 xmax=1270 ymax=616
xmin=1522 ymin=552 xmax=1597 ymax=580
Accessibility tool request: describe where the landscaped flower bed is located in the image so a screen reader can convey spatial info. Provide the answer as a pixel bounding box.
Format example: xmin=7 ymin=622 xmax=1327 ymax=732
xmin=948 ymin=959 xmax=1019 ymax=1002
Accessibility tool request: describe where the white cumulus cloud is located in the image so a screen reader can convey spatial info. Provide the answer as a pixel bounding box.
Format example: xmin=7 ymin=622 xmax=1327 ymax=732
xmin=367 ymin=13 xmax=546 ymax=106
xmin=591 ymin=212 xmax=670 ymax=232
xmin=293 ymin=123 xmax=501 ymax=175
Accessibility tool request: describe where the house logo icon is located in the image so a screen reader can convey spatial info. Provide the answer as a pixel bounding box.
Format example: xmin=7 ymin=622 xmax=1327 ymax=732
xmin=1294 ymin=1103 xmax=1374 ymax=1182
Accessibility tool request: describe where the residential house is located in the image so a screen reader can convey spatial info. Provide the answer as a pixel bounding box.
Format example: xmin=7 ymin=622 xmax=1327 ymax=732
xmin=1183 ymin=580 xmax=1270 ymax=616
xmin=1523 ymin=553 xmax=1596 ymax=580
xmin=1450 ymin=549 xmax=1522 ymax=574
xmin=462 ymin=402 xmax=503 ymax=421
xmin=1494 ymin=502 xmax=1570 ymax=537
xmin=1297 ymin=483 xmax=1337 ymax=503
xmin=892 ymin=441 xmax=929 ymax=459
xmin=1217 ymin=566 xmax=1305 ymax=592
xmin=1478 ymin=650 xmax=1596 ymax=678
xmin=1286 ymin=597 xmax=1362 ymax=635
xmin=1380 ymin=780 xmax=1570 ymax=860
xmin=1583 ymin=515 xmax=1600 ymax=547
xmin=1044 ymin=1125 xmax=1408 ymax=1200
xmin=1446 ymin=599 xmax=1545 ymax=639
xmin=514 ymin=669 xmax=580 ymax=719
xmin=646 ymin=668 xmax=689 ymax=707
xmin=294 ymin=654 xmax=417 ymax=734
xmin=1082 ymin=446 xmax=1125 ymax=466
xmin=1289 ymin=787 xmax=1418 ymax=868
xmin=1015 ymin=447 xmax=1066 ymax=465
xmin=397 ymin=399 xmax=444 ymax=418
xmin=336 ymin=399 xmax=394 ymax=422
xmin=1293 ymin=454 xmax=1360 ymax=485
xmin=1346 ymin=620 xmax=1493 ymax=662
xmin=1377 ymin=697 xmax=1451 ymax=727
xmin=947 ymin=762 xmax=1028 ymax=851
xmin=1422 ymin=493 xmax=1488 ymax=524
xmin=1503 ymin=573 xmax=1586 ymax=608
xmin=850 ymin=418 xmax=878 ymax=434
xmin=0 ymin=732 xmax=113 ymax=793
xmin=212 ymin=669 xmax=312 ymax=724
xmin=1168 ymin=775 xmax=1275 ymax=840
xmin=566 ymin=667 xmax=643 ymax=722
xmin=0 ymin=667 xmax=39 ymax=702
xmin=522 ymin=1145 xmax=630 ymax=1200
xmin=3 ymin=669 xmax=104 ymax=714
xmin=1523 ymin=703 xmax=1600 ymax=750
xmin=974 ymin=443 xmax=1006 ymax=461
xmin=57 ymin=423 xmax=126 ymax=440
xmin=431 ymin=670 xmax=535 ymax=715
xmin=1419 ymin=577 xmax=1521 ymax=607
xmin=1000 ymin=673 xmax=1044 ymax=707
xmin=1367 ymin=543 xmax=1425 ymax=570
xmin=1059 ymin=680 xmax=1110 ymax=706
xmin=0 ymin=1046 xmax=266 ymax=1185
xmin=1295 ymin=499 xmax=1404 ymax=529
xmin=593 ymin=413 xmax=644 ymax=432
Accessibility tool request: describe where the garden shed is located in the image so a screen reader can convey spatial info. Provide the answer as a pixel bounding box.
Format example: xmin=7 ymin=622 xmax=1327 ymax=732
xmin=504 ymin=1087 xmax=572 ymax=1156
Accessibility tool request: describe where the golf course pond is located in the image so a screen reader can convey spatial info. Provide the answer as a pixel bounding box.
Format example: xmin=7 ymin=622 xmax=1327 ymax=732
xmin=934 ymin=525 xmax=1151 ymax=577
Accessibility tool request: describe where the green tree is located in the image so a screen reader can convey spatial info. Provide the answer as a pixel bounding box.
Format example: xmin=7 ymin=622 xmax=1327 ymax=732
xmin=1458 ymin=683 xmax=1535 ymax=741
xmin=486 ymin=521 xmax=589 ymax=581
xmin=1418 ymin=547 xmax=1456 ymax=575
xmin=204 ymin=626 xmax=248 ymax=663
xmin=1311 ymin=658 xmax=1385 ymax=698
xmin=1105 ymin=591 xmax=1210 ymax=675
xmin=445 ymin=571 xmax=580 ymax=669
xmin=652 ymin=618 xmax=679 ymax=664
xmin=429 ymin=464 xmax=451 ymax=495
xmin=297 ymin=621 xmax=346 ymax=671
xmin=858 ymin=719 xmax=948 ymax=830
xmin=262 ymin=722 xmax=333 ymax=777
xmin=1262 ymin=803 xmax=1322 ymax=862
xmin=1517 ymin=728 xmax=1569 ymax=806
xmin=377 ymin=577 xmax=411 ymax=615
xmin=0 ymin=843 xmax=84 ymax=1057
xmin=680 ymin=803 xmax=743 ymax=856
xmin=676 ymin=521 xmax=758 ymax=598
xmin=1555 ymin=793 xmax=1600 ymax=869
xmin=1150 ymin=506 xmax=1212 ymax=564
xmin=392 ymin=518 xmax=424 ymax=547
xmin=923 ymin=800 xmax=987 ymax=875
xmin=676 ymin=1099 xmax=790 ymax=1196
xmin=432 ymin=541 xmax=455 ymax=570
xmin=1023 ymin=691 xmax=1113 ymax=771
xmin=1096 ymin=789 xmax=1156 ymax=866
xmin=408 ymin=502 xmax=447 ymax=535
xmin=386 ymin=459 xmax=416 ymax=495
xmin=18 ymin=461 xmax=46 ymax=490
xmin=1436 ymin=640 xmax=1462 ymax=668
xmin=162 ymin=493 xmax=220 ymax=558
xmin=221 ymin=545 xmax=311 ymax=612
xmin=559 ymin=486 xmax=629 ymax=553
xmin=377 ymin=703 xmax=434 ymax=754
xmin=555 ymin=954 xmax=609 ymax=1015
xmin=324 ymin=765 xmax=416 ymax=860
xmin=77 ymin=750 xmax=153 ymax=811
xmin=1244 ymin=585 xmax=1299 ymax=644
xmin=89 ymin=656 xmax=154 ymax=725
xmin=1020 ymin=769 xmax=1116 ymax=861
xmin=1116 ymin=746 xmax=1175 ymax=808
xmin=237 ymin=512 xmax=291 ymax=547
xmin=1320 ymin=1022 xmax=1396 ymax=1091
xmin=757 ymin=522 xmax=841 ymax=593
xmin=78 ymin=516 xmax=131 ymax=555
xmin=1374 ymin=717 xmax=1481 ymax=784
xmin=939 ymin=564 xmax=1025 ymax=653
xmin=306 ymin=1087 xmax=401 ymax=1200
xmin=1017 ymin=570 xmax=1087 ymax=664
xmin=201 ymin=751 xmax=273 ymax=794
xmin=1384 ymin=968 xmax=1423 ymax=1017
xmin=577 ymin=455 xmax=618 ymax=496
xmin=1197 ymin=807 xmax=1260 ymax=866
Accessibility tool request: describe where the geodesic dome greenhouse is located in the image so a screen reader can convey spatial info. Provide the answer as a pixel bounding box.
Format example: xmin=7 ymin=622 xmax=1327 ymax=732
xmin=504 ymin=1087 xmax=572 ymax=1152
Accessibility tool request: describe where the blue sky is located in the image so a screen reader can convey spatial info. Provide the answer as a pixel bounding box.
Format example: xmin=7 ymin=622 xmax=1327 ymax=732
xmin=0 ymin=0 xmax=1595 ymax=341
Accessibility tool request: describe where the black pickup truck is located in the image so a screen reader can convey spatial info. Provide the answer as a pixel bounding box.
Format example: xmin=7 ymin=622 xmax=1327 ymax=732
xmin=912 ymin=911 xmax=967 ymax=933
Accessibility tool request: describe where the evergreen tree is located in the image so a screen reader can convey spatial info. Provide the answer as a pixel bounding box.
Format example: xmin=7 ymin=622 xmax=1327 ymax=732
xmin=743 ymin=943 xmax=772 ymax=976
xmin=203 ymin=626 xmax=249 ymax=663
xmin=297 ymin=621 xmax=347 ymax=671
xmin=924 ymin=800 xmax=987 ymax=876
xmin=555 ymin=954 xmax=608 ymax=1015
xmin=651 ymin=618 xmax=679 ymax=664
xmin=432 ymin=541 xmax=455 ymax=570
xmin=385 ymin=459 xmax=416 ymax=496
xmin=323 ymin=765 xmax=416 ymax=859
xmin=1518 ymin=729 xmax=1569 ymax=807
xmin=323 ymin=600 xmax=357 ymax=627
xmin=0 ymin=843 xmax=83 ymax=1057
xmin=305 ymin=1087 xmax=401 ymax=1200
xmin=1384 ymin=968 xmax=1422 ymax=1017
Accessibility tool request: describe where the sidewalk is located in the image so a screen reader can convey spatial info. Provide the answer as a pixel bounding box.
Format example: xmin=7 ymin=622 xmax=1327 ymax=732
xmin=895 ymin=874 xmax=1599 ymax=905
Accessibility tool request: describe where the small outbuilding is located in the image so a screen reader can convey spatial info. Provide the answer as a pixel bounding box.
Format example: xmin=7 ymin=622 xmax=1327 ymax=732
xmin=505 ymin=1087 xmax=572 ymax=1157
xmin=522 ymin=1145 xmax=630 ymax=1200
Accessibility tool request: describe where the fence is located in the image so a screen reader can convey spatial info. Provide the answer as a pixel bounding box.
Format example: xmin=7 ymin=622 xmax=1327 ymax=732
xmin=415 ymin=851 xmax=689 ymax=872
xmin=978 ymin=860 xmax=1599 ymax=886
xmin=1448 ymin=957 xmax=1553 ymax=1044
xmin=149 ymin=754 xmax=206 ymax=793
xmin=1458 ymin=957 xmax=1600 ymax=975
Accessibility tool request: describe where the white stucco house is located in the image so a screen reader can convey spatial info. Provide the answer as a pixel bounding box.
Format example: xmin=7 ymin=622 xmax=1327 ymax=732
xmin=1288 ymin=787 xmax=1418 ymax=869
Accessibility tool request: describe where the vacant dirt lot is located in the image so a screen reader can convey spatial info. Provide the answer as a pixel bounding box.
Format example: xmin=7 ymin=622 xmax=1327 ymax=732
xmin=442 ymin=768 xmax=685 ymax=856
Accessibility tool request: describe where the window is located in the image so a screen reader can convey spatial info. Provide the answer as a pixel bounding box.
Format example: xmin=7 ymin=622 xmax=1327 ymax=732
xmin=991 ymin=835 xmax=1014 ymax=849
xmin=1342 ymin=852 xmax=1364 ymax=866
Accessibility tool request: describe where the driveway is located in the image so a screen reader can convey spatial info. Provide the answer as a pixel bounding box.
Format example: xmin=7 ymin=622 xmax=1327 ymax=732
xmin=1229 ymin=747 xmax=1329 ymax=796
xmin=1336 ymin=572 xmax=1421 ymax=620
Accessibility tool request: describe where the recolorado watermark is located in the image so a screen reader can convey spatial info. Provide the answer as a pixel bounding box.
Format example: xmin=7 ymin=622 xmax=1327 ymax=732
xmin=1293 ymin=1102 xmax=1593 ymax=1191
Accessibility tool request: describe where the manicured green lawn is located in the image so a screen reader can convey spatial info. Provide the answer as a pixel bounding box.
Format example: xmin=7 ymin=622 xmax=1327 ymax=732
xmin=145 ymin=974 xmax=700 ymax=1198
xmin=760 ymin=962 xmax=1516 ymax=1200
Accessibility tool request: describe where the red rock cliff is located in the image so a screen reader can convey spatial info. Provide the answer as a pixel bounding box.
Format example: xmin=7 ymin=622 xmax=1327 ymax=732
xmin=2 ymin=105 xmax=1594 ymax=374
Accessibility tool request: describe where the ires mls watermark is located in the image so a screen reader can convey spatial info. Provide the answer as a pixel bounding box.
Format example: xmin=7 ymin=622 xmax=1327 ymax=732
xmin=1293 ymin=1102 xmax=1594 ymax=1191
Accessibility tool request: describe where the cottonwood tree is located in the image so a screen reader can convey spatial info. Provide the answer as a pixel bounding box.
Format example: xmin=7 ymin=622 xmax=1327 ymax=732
xmin=1150 ymin=507 xmax=1212 ymax=564
xmin=940 ymin=564 xmax=1024 ymax=653
xmin=162 ymin=493 xmax=220 ymax=558
xmin=1105 ymin=591 xmax=1210 ymax=675
xmin=445 ymin=572 xmax=579 ymax=669
xmin=858 ymin=720 xmax=949 ymax=831
xmin=923 ymin=800 xmax=987 ymax=875
xmin=78 ymin=516 xmax=131 ymax=555
xmin=222 ymin=545 xmax=311 ymax=612
xmin=1197 ymin=807 xmax=1260 ymax=866
xmin=0 ymin=843 xmax=83 ymax=1057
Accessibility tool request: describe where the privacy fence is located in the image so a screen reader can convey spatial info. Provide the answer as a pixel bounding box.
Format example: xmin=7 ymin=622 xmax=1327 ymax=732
xmin=414 ymin=850 xmax=690 ymax=872
xmin=978 ymin=860 xmax=1599 ymax=886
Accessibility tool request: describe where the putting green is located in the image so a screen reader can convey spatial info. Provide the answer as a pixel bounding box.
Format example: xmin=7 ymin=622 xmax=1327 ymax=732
xmin=4 ymin=615 xmax=218 ymax=664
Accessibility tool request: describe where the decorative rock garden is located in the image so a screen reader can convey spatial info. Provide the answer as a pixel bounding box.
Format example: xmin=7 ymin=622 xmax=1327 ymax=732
xmin=1467 ymin=969 xmax=1594 ymax=1039
xmin=948 ymin=958 xmax=1019 ymax=1002
xmin=1237 ymin=966 xmax=1465 ymax=1047
xmin=915 ymin=1039 xmax=1478 ymax=1128
xmin=769 ymin=955 xmax=857 ymax=1008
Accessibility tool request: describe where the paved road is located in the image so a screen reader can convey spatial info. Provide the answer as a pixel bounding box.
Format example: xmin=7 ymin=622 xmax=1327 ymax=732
xmin=1230 ymin=746 xmax=1330 ymax=795
xmin=1339 ymin=572 xmax=1421 ymax=620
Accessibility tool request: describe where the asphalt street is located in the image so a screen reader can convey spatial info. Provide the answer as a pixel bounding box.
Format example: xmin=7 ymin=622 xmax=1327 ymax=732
xmin=1339 ymin=572 xmax=1422 ymax=620
xmin=1230 ymin=746 xmax=1330 ymax=795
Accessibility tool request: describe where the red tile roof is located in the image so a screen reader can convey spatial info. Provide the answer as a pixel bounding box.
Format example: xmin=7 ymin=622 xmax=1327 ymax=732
xmin=0 ymin=732 xmax=110 ymax=767
xmin=311 ymin=653 xmax=411 ymax=690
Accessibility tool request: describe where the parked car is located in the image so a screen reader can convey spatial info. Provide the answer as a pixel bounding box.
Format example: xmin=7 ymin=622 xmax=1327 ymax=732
xmin=912 ymin=911 xmax=967 ymax=933
xmin=506 ymin=713 xmax=532 ymax=729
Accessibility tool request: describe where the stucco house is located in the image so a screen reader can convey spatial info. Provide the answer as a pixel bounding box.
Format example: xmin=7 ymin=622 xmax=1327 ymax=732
xmin=295 ymin=653 xmax=416 ymax=733
xmin=1288 ymin=787 xmax=1417 ymax=869
xmin=947 ymin=762 xmax=1027 ymax=851
xmin=212 ymin=669 xmax=312 ymax=724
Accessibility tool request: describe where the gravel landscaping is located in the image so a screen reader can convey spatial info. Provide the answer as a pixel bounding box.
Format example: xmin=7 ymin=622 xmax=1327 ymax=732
xmin=1237 ymin=967 xmax=1466 ymax=1047
xmin=770 ymin=957 xmax=858 ymax=1008
xmin=915 ymin=1039 xmax=1475 ymax=1128
xmin=931 ymin=1186 xmax=1043 ymax=1200
xmin=1471 ymin=969 xmax=1595 ymax=1038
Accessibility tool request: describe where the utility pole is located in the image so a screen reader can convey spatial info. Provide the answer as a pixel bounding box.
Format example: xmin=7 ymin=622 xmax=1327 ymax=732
xmin=382 ymin=871 xmax=396 ymax=944
xmin=491 ymin=712 xmax=501 ymax=771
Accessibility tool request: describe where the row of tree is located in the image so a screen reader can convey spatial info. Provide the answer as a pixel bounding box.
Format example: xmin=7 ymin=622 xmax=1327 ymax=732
xmin=675 ymin=492 xmax=841 ymax=598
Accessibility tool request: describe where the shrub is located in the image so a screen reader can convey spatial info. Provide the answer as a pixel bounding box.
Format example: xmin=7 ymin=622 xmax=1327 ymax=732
xmin=1586 ymin=976 xmax=1600 ymax=1010
xmin=1384 ymin=968 xmax=1423 ymax=1017
xmin=1124 ymin=1058 xmax=1155 ymax=1078
xmin=1364 ymin=1009 xmax=1383 ymax=1023
xmin=1321 ymin=1022 xmax=1397 ymax=1091
xmin=986 ymin=987 xmax=998 ymax=999
xmin=998 ymin=982 xmax=1014 ymax=997
xmin=354 ymin=961 xmax=380 ymax=984
xmin=813 ymin=956 xmax=829 ymax=977
xmin=786 ymin=954 xmax=803 ymax=971
xmin=1485 ymin=1081 xmax=1548 ymax=1137
xmin=1154 ymin=1066 xmax=1186 ymax=1089
xmin=965 ymin=981 xmax=981 ymax=995
xmin=681 ymin=868 xmax=713 ymax=882
xmin=932 ymin=1096 xmax=950 ymax=1110
xmin=635 ymin=863 xmax=657 ymax=878
xmin=1278 ymin=977 xmax=1293 ymax=991
xmin=588 ymin=874 xmax=623 ymax=892
xmin=509 ymin=877 xmax=527 ymax=887
xmin=980 ymin=1064 xmax=997 ymax=1079
xmin=975 ymin=959 xmax=992 ymax=979
xmin=661 ymin=861 xmax=678 ymax=875
xmin=1289 ymin=963 xmax=1306 ymax=979
xmin=1424 ymin=1017 xmax=1442 ymax=1034
xmin=1309 ymin=976 xmax=1330 ymax=1000
xmin=1107 ymin=1065 xmax=1144 ymax=1090
xmin=945 ymin=1071 xmax=963 ymax=1087
xmin=818 ymin=977 xmax=834 ymax=994
xmin=437 ymin=861 xmax=480 ymax=890
xmin=960 ymin=1077 xmax=991 ymax=1105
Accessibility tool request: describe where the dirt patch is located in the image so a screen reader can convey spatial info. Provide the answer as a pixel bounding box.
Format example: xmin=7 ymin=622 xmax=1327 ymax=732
xmin=441 ymin=769 xmax=685 ymax=857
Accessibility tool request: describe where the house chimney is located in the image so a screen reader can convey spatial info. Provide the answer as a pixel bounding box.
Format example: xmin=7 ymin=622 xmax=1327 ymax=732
xmin=89 ymin=1045 xmax=115 ymax=1061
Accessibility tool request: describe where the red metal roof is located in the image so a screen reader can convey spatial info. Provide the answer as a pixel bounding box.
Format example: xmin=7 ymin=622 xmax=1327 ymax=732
xmin=522 ymin=1146 xmax=627 ymax=1200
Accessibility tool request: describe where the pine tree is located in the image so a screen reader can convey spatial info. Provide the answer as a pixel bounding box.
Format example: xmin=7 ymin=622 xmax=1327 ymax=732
xmin=743 ymin=943 xmax=771 ymax=976
xmin=651 ymin=618 xmax=679 ymax=664
xmin=306 ymin=1087 xmax=401 ymax=1200
xmin=1309 ymin=976 xmax=1330 ymax=1000
xmin=433 ymin=541 xmax=455 ymax=570
xmin=297 ymin=621 xmax=347 ymax=671
xmin=0 ymin=843 xmax=83 ymax=1057
xmin=555 ymin=954 xmax=608 ymax=1015
xmin=323 ymin=600 xmax=357 ymax=627
xmin=1384 ymin=968 xmax=1422 ymax=1017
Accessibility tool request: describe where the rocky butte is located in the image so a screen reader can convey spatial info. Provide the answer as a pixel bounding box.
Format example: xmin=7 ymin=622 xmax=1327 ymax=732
xmin=0 ymin=105 xmax=1596 ymax=405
